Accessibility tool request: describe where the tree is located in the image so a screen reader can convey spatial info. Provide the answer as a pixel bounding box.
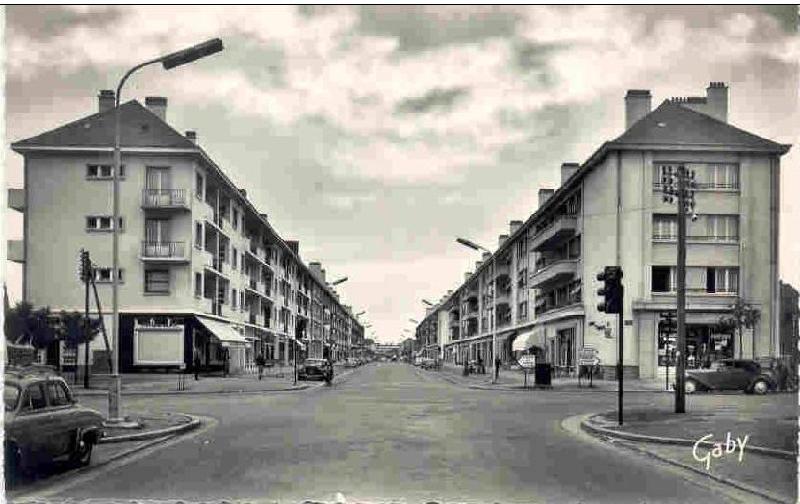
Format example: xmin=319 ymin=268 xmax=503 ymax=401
xmin=717 ymin=298 xmax=761 ymax=359
xmin=4 ymin=302 xmax=57 ymax=349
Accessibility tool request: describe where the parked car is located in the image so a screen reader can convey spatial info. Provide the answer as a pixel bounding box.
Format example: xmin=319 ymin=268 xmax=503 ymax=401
xmin=685 ymin=359 xmax=777 ymax=394
xmin=4 ymin=367 xmax=105 ymax=483
xmin=298 ymin=359 xmax=334 ymax=382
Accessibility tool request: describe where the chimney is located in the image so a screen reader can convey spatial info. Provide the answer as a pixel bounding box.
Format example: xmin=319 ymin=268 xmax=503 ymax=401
xmin=509 ymin=220 xmax=523 ymax=235
xmin=98 ymin=90 xmax=115 ymax=113
xmin=498 ymin=234 xmax=509 ymax=247
xmin=476 ymin=261 xmax=483 ymax=270
xmin=560 ymin=163 xmax=580 ymax=185
xmin=482 ymin=251 xmax=491 ymax=261
xmin=185 ymin=131 xmax=197 ymax=143
xmin=238 ymin=188 xmax=247 ymax=198
xmin=320 ymin=268 xmax=327 ymax=283
xmin=145 ymin=96 xmax=167 ymax=122
xmin=538 ymin=188 xmax=555 ymax=208
xmin=259 ymin=213 xmax=268 ymax=221
xmin=705 ymin=82 xmax=728 ymax=122
xmin=286 ymin=240 xmax=299 ymax=256
xmin=309 ymin=262 xmax=323 ymax=280
xmin=464 ymin=272 xmax=472 ymax=282
xmin=624 ymin=89 xmax=651 ymax=129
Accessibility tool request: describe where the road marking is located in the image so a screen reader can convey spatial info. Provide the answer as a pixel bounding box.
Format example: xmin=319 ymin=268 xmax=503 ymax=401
xmin=10 ymin=416 xmax=219 ymax=502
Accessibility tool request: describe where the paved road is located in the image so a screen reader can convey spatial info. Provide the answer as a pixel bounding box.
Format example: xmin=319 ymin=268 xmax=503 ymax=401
xmin=13 ymin=363 xmax=784 ymax=503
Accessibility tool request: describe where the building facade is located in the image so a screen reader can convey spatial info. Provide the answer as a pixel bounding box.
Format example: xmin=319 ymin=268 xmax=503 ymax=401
xmin=9 ymin=91 xmax=363 ymax=373
xmin=422 ymin=82 xmax=789 ymax=379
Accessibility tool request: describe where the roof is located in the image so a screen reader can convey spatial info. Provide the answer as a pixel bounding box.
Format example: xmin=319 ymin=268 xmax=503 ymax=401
xmin=11 ymin=100 xmax=197 ymax=150
xmin=611 ymin=100 xmax=789 ymax=153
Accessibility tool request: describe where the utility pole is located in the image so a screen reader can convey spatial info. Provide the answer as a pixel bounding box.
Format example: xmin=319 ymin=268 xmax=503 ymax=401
xmin=79 ymin=249 xmax=92 ymax=389
xmin=660 ymin=165 xmax=696 ymax=414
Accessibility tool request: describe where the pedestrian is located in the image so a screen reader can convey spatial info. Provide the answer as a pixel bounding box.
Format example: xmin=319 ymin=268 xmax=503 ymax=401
xmin=495 ymin=356 xmax=501 ymax=380
xmin=193 ymin=348 xmax=201 ymax=381
xmin=463 ymin=359 xmax=469 ymax=376
xmin=255 ymin=353 xmax=266 ymax=381
xmin=477 ymin=355 xmax=484 ymax=375
xmin=223 ymin=348 xmax=230 ymax=377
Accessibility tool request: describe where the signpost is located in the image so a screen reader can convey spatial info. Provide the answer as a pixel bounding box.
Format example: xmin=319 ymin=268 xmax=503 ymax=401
xmin=518 ymin=354 xmax=536 ymax=388
xmin=578 ymin=346 xmax=600 ymax=388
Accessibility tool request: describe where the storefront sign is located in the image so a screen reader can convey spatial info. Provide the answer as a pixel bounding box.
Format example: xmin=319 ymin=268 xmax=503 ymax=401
xmin=518 ymin=355 xmax=536 ymax=368
xmin=578 ymin=347 xmax=599 ymax=366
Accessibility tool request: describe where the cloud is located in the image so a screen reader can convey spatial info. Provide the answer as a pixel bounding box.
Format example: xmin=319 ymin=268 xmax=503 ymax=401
xmin=395 ymin=86 xmax=470 ymax=115
xmin=324 ymin=193 xmax=378 ymax=210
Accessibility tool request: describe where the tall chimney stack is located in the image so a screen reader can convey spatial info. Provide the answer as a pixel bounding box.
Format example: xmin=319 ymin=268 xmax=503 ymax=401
xmin=145 ymin=96 xmax=167 ymax=122
xmin=705 ymin=82 xmax=728 ymax=123
xmin=538 ymin=188 xmax=555 ymax=208
xmin=98 ymin=90 xmax=115 ymax=114
xmin=185 ymin=131 xmax=197 ymax=143
xmin=624 ymin=89 xmax=652 ymax=129
xmin=498 ymin=235 xmax=509 ymax=247
xmin=560 ymin=163 xmax=580 ymax=185
xmin=482 ymin=251 xmax=491 ymax=261
xmin=509 ymin=220 xmax=523 ymax=235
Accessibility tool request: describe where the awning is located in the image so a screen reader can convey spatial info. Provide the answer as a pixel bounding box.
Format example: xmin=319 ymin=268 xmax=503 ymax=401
xmin=512 ymin=329 xmax=537 ymax=352
xmin=197 ymin=317 xmax=248 ymax=347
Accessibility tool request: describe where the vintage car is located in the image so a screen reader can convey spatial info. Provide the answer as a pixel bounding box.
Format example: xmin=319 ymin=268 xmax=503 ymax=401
xmin=684 ymin=359 xmax=777 ymax=394
xmin=4 ymin=367 xmax=105 ymax=483
xmin=298 ymin=359 xmax=334 ymax=381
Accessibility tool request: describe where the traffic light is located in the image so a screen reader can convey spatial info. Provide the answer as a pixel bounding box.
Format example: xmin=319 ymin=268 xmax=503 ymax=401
xmin=78 ymin=249 xmax=92 ymax=283
xmin=596 ymin=266 xmax=623 ymax=314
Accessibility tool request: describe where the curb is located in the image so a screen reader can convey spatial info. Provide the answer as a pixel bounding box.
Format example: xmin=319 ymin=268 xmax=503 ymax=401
xmin=581 ymin=413 xmax=796 ymax=460
xmin=100 ymin=414 xmax=201 ymax=443
xmin=612 ymin=436 xmax=794 ymax=504
xmin=73 ymin=384 xmax=309 ymax=397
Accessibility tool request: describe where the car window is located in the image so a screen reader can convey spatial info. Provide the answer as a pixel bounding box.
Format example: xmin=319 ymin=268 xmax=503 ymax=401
xmin=4 ymin=384 xmax=20 ymax=411
xmin=47 ymin=381 xmax=72 ymax=406
xmin=21 ymin=383 xmax=47 ymax=411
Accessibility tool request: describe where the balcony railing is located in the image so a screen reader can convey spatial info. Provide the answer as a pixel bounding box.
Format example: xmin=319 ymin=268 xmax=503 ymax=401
xmin=653 ymin=233 xmax=739 ymax=242
xmin=652 ymin=182 xmax=739 ymax=191
xmin=531 ymin=214 xmax=577 ymax=252
xmin=141 ymin=189 xmax=189 ymax=210
xmin=140 ymin=241 xmax=187 ymax=261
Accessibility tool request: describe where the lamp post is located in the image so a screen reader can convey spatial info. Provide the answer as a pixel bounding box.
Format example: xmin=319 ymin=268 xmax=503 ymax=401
xmin=456 ymin=237 xmax=497 ymax=383
xmin=109 ymin=38 xmax=223 ymax=421
xmin=328 ymin=277 xmax=348 ymax=287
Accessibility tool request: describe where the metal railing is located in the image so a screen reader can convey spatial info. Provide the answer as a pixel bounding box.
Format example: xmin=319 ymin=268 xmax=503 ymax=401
xmin=141 ymin=241 xmax=186 ymax=259
xmin=142 ymin=189 xmax=187 ymax=208
xmin=653 ymin=233 xmax=739 ymax=242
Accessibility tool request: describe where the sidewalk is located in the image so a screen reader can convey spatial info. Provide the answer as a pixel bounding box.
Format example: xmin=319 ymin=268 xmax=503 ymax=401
xmin=581 ymin=401 xmax=798 ymax=503
xmin=433 ymin=362 xmax=669 ymax=392
xmin=69 ymin=363 xmax=348 ymax=396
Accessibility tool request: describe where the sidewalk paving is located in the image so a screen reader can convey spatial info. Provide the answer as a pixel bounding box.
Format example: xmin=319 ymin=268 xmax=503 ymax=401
xmin=69 ymin=363 xmax=349 ymax=396
xmin=434 ymin=362 xmax=670 ymax=392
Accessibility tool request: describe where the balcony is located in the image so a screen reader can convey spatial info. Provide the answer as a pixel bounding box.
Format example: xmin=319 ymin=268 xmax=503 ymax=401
xmin=141 ymin=189 xmax=190 ymax=211
xmin=531 ymin=214 xmax=577 ymax=252
xmin=140 ymin=241 xmax=189 ymax=263
xmin=530 ymin=259 xmax=578 ymax=289
xmin=7 ymin=240 xmax=23 ymax=263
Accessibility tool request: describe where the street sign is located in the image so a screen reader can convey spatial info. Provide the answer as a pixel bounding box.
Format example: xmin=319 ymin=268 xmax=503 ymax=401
xmin=578 ymin=347 xmax=600 ymax=366
xmin=518 ymin=355 xmax=536 ymax=369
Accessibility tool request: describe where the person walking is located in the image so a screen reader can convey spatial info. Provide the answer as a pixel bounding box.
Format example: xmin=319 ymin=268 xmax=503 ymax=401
xmin=255 ymin=353 xmax=266 ymax=381
xmin=223 ymin=348 xmax=230 ymax=377
xmin=495 ymin=356 xmax=501 ymax=380
xmin=193 ymin=348 xmax=201 ymax=381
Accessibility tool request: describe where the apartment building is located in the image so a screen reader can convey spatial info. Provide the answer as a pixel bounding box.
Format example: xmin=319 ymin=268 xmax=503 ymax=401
xmin=430 ymin=82 xmax=789 ymax=379
xmin=8 ymin=91 xmax=363 ymax=373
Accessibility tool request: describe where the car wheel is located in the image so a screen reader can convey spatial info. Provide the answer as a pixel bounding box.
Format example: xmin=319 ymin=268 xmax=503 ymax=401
xmin=4 ymin=443 xmax=21 ymax=487
xmin=752 ymin=379 xmax=769 ymax=395
xmin=685 ymin=379 xmax=698 ymax=394
xmin=69 ymin=431 xmax=94 ymax=467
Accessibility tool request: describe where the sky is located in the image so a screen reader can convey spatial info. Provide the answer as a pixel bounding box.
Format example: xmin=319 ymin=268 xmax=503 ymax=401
xmin=4 ymin=5 xmax=799 ymax=344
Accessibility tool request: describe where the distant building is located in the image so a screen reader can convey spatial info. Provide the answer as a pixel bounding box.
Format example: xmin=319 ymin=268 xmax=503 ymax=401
xmin=780 ymin=281 xmax=799 ymax=364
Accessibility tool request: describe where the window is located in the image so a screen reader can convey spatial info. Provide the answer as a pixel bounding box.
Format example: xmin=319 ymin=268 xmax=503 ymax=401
xmin=653 ymin=214 xmax=677 ymax=240
xmin=145 ymin=270 xmax=170 ymax=294
xmin=86 ymin=215 xmax=124 ymax=231
xmin=652 ymin=266 xmax=675 ymax=293
xmin=706 ymin=267 xmax=738 ymax=294
xmin=47 ymin=381 xmax=71 ymax=406
xmin=195 ymin=222 xmax=203 ymax=249
xmin=93 ymin=267 xmax=123 ymax=283
xmin=196 ymin=172 xmax=204 ymax=199
xmin=518 ymin=301 xmax=528 ymax=320
xmin=707 ymin=215 xmax=738 ymax=241
xmin=21 ymin=383 xmax=47 ymax=411
xmin=87 ymin=164 xmax=124 ymax=179
xmin=232 ymin=208 xmax=239 ymax=230
xmin=709 ymin=164 xmax=739 ymax=189
xmin=232 ymin=289 xmax=238 ymax=310
xmin=232 ymin=247 xmax=238 ymax=270
xmin=194 ymin=273 xmax=202 ymax=298
xmin=240 ymin=291 xmax=245 ymax=311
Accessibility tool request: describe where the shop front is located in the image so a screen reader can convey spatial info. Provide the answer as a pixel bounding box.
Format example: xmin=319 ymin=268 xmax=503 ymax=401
xmin=657 ymin=321 xmax=734 ymax=374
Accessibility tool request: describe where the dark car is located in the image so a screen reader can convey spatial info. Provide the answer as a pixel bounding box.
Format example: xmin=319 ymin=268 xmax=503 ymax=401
xmin=685 ymin=359 xmax=776 ymax=395
xmin=4 ymin=367 xmax=105 ymax=483
xmin=298 ymin=359 xmax=333 ymax=381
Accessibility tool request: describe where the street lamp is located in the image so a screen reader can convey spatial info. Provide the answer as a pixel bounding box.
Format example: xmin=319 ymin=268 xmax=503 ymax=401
xmin=328 ymin=277 xmax=348 ymax=287
xmin=409 ymin=318 xmax=419 ymax=324
xmin=422 ymin=299 xmax=434 ymax=307
xmin=109 ymin=38 xmax=224 ymax=422
xmin=355 ymin=310 xmax=365 ymax=317
xmin=456 ymin=237 xmax=497 ymax=383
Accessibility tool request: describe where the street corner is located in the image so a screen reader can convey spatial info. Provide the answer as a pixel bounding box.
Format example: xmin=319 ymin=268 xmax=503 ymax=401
xmin=101 ymin=412 xmax=202 ymax=443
